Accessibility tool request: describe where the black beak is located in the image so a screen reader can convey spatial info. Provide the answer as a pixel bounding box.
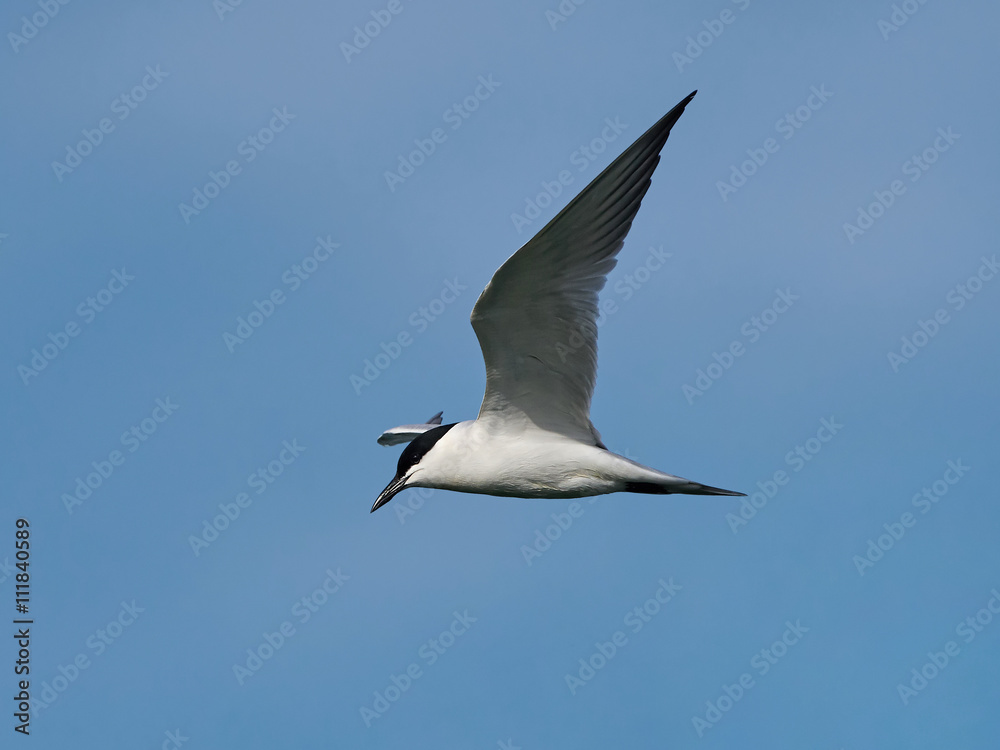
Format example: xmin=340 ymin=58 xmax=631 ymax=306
xmin=371 ymin=474 xmax=407 ymax=513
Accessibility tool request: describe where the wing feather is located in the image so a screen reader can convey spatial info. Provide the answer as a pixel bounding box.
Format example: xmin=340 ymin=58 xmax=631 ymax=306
xmin=470 ymin=92 xmax=696 ymax=442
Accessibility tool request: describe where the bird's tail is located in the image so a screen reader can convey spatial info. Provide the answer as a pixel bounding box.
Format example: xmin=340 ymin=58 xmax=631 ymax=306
xmin=624 ymin=480 xmax=746 ymax=497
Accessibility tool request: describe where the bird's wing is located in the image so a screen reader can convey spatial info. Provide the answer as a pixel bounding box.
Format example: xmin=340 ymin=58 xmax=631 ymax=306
xmin=471 ymin=92 xmax=696 ymax=443
xmin=376 ymin=411 xmax=445 ymax=446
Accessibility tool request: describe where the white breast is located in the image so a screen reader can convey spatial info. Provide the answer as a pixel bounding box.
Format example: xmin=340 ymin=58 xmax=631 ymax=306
xmin=410 ymin=420 xmax=623 ymax=498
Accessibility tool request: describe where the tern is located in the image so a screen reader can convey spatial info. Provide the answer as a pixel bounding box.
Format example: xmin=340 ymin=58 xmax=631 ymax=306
xmin=372 ymin=91 xmax=745 ymax=513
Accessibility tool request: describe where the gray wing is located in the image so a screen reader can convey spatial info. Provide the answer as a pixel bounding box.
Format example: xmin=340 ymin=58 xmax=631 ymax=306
xmin=377 ymin=411 xmax=445 ymax=446
xmin=470 ymin=92 xmax=696 ymax=443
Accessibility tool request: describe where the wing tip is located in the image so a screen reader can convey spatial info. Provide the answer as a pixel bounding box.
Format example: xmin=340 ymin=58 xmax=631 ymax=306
xmin=665 ymin=90 xmax=697 ymax=120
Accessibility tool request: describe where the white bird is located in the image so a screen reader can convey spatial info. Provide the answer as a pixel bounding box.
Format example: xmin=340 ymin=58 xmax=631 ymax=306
xmin=373 ymin=91 xmax=744 ymax=513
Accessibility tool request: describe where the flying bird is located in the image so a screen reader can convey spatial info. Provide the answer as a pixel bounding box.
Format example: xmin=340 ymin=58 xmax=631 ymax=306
xmin=373 ymin=91 xmax=744 ymax=513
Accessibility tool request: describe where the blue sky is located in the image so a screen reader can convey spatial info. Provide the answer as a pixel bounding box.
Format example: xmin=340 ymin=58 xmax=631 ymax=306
xmin=2 ymin=0 xmax=999 ymax=747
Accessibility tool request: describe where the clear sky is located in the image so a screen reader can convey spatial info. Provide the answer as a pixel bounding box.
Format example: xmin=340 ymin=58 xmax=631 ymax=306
xmin=2 ymin=0 xmax=999 ymax=747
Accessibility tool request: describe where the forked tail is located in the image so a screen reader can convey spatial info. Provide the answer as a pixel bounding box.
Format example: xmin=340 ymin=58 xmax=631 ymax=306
xmin=624 ymin=480 xmax=746 ymax=496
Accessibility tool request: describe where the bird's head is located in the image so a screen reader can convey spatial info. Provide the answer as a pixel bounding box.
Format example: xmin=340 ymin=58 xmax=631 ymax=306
xmin=371 ymin=423 xmax=457 ymax=512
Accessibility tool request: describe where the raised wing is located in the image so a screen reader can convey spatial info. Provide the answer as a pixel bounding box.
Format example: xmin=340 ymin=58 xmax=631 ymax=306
xmin=471 ymin=92 xmax=696 ymax=443
xmin=376 ymin=411 xmax=445 ymax=446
